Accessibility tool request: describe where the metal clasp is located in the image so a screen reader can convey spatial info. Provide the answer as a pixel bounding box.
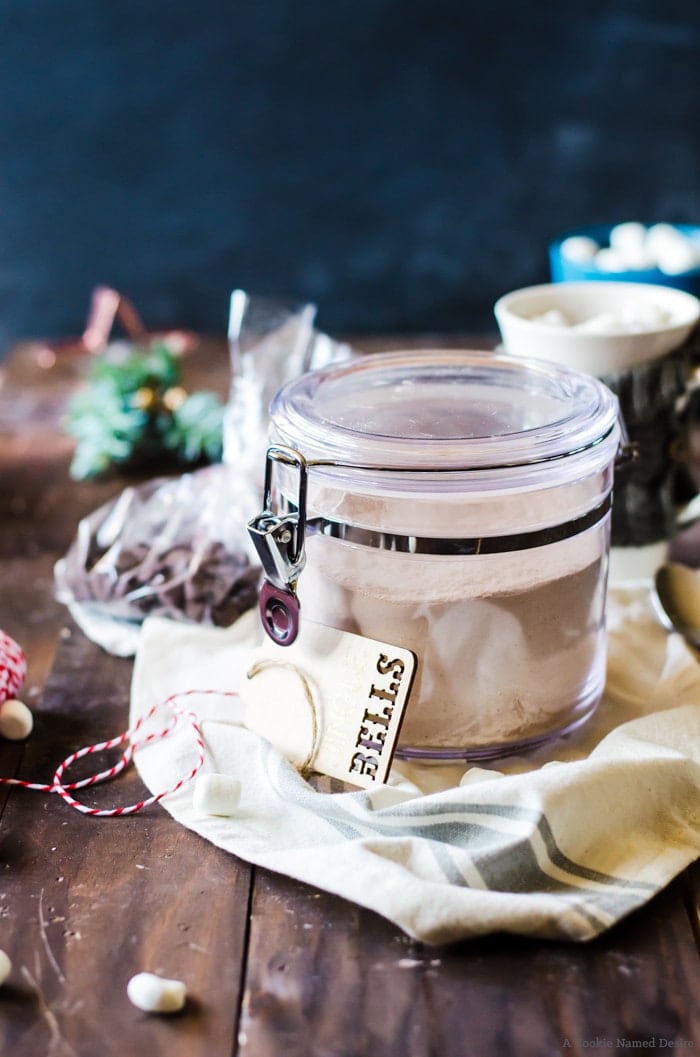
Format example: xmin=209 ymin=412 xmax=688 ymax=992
xmin=614 ymin=413 xmax=639 ymax=470
xmin=248 ymin=446 xmax=308 ymax=645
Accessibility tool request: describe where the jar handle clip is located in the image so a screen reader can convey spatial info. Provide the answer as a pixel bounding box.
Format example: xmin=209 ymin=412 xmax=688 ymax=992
xmin=248 ymin=446 xmax=308 ymax=646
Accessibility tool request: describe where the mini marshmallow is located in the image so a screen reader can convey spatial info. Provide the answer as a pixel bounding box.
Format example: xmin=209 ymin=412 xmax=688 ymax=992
xmin=575 ymin=311 xmax=628 ymax=334
xmin=127 ymin=972 xmax=187 ymax=1014
xmin=594 ymin=248 xmax=626 ymax=273
xmin=0 ymin=699 xmax=33 ymax=740
xmin=617 ymin=245 xmax=657 ymax=271
xmin=459 ymin=767 xmax=504 ymax=786
xmin=0 ymin=949 xmax=11 ymax=986
xmin=531 ymin=309 xmax=570 ymax=327
xmin=575 ymin=305 xmax=674 ymax=335
xmin=559 ymin=235 xmax=599 ymax=263
xmin=644 ymin=224 xmax=700 ymax=273
xmin=617 ymin=300 xmax=672 ymax=330
xmin=192 ymin=773 xmax=241 ymax=816
xmin=645 ymin=223 xmax=683 ymax=254
xmin=524 ymin=295 xmax=679 ymax=338
xmin=655 ymin=239 xmax=699 ymax=275
xmin=367 ymin=781 xmax=420 ymax=810
xmin=577 ymin=223 xmax=700 ymax=276
xmin=609 ymin=221 xmax=647 ymax=260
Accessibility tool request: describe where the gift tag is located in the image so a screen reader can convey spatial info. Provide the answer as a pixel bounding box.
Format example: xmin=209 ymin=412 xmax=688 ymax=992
xmin=240 ymin=621 xmax=416 ymax=788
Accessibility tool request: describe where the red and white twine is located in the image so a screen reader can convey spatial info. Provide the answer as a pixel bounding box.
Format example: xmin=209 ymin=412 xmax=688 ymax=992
xmin=0 ymin=687 xmax=238 ymax=817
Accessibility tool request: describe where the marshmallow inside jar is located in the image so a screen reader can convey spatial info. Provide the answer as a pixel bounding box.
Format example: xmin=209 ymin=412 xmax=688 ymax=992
xmin=493 ymin=280 xmax=700 ymax=376
xmin=261 ymin=349 xmax=620 ymax=761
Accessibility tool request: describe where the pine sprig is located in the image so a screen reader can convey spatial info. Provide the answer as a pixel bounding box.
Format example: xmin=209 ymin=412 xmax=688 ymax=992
xmin=65 ymin=342 xmax=224 ymax=479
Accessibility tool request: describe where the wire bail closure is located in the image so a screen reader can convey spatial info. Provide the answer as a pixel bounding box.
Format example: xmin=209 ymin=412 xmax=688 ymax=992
xmin=248 ymin=445 xmax=308 ymax=646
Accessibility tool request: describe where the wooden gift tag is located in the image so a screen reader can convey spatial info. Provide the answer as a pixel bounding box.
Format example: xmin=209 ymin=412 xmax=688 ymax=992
xmin=240 ymin=621 xmax=416 ymax=789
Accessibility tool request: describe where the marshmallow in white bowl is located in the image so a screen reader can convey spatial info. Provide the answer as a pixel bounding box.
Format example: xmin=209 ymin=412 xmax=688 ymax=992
xmin=494 ymin=281 xmax=700 ymax=376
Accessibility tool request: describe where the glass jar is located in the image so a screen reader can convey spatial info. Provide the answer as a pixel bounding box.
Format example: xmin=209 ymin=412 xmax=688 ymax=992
xmin=250 ymin=349 xmax=621 ymax=761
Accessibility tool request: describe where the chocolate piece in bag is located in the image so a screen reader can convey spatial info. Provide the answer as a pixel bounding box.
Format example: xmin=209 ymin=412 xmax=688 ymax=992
xmin=55 ymin=465 xmax=260 ymax=655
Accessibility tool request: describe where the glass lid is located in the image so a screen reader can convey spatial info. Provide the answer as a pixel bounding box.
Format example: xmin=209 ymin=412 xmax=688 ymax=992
xmin=268 ymin=350 xmax=619 ymax=471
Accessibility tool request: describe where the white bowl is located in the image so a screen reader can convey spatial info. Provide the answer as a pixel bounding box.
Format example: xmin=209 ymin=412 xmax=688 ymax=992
xmin=494 ymin=281 xmax=700 ymax=375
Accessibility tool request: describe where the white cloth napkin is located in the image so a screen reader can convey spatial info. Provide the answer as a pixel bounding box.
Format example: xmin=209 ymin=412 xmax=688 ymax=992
xmin=130 ymin=587 xmax=700 ymax=944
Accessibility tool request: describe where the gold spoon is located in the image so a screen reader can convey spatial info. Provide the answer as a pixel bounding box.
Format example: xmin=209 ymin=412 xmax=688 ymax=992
xmin=653 ymin=562 xmax=700 ymax=650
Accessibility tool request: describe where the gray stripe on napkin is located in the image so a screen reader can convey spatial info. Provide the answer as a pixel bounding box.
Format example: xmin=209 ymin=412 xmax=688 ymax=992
xmin=426 ymin=837 xmax=648 ymax=931
xmin=347 ymin=799 xmax=657 ymax=892
xmin=267 ymin=748 xmax=659 ymax=909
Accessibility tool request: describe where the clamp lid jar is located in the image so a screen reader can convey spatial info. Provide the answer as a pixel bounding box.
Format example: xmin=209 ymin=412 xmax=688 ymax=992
xmin=253 ymin=349 xmax=621 ymax=760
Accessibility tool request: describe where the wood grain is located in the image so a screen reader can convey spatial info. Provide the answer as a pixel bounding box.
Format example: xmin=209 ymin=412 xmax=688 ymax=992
xmin=238 ymin=868 xmax=700 ymax=1057
xmin=0 ymin=340 xmax=252 ymax=1055
xmin=0 ymin=624 xmax=252 ymax=1057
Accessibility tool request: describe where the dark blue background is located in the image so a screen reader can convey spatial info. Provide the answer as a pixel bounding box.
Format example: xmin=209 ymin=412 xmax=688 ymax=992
xmin=0 ymin=0 xmax=698 ymax=354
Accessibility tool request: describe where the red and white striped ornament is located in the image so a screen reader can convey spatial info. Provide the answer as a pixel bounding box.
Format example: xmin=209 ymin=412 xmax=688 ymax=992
xmin=0 ymin=630 xmax=27 ymax=702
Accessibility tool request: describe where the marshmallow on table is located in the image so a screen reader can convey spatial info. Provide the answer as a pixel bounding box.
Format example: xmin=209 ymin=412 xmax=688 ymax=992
xmin=0 ymin=699 xmax=33 ymax=740
xmin=0 ymin=950 xmax=11 ymax=986
xmin=127 ymin=972 xmax=187 ymax=1014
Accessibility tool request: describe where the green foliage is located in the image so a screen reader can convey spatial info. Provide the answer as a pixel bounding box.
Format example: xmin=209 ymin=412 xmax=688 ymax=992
xmin=65 ymin=342 xmax=224 ymax=480
xmin=162 ymin=391 xmax=227 ymax=465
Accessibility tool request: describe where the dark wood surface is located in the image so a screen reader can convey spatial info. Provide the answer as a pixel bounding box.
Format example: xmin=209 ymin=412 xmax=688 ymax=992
xmin=0 ymin=337 xmax=698 ymax=1057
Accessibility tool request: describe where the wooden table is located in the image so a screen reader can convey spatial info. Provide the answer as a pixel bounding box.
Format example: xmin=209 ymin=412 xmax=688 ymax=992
xmin=0 ymin=336 xmax=698 ymax=1057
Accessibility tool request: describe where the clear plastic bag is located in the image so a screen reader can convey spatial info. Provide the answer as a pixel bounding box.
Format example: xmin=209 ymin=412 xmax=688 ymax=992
xmin=54 ymin=465 xmax=260 ymax=654
xmin=55 ymin=291 xmax=357 ymax=654
xmin=223 ymin=289 xmax=355 ymax=492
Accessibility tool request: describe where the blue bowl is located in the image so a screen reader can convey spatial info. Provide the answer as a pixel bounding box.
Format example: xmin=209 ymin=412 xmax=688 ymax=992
xmin=549 ymin=223 xmax=700 ymax=298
